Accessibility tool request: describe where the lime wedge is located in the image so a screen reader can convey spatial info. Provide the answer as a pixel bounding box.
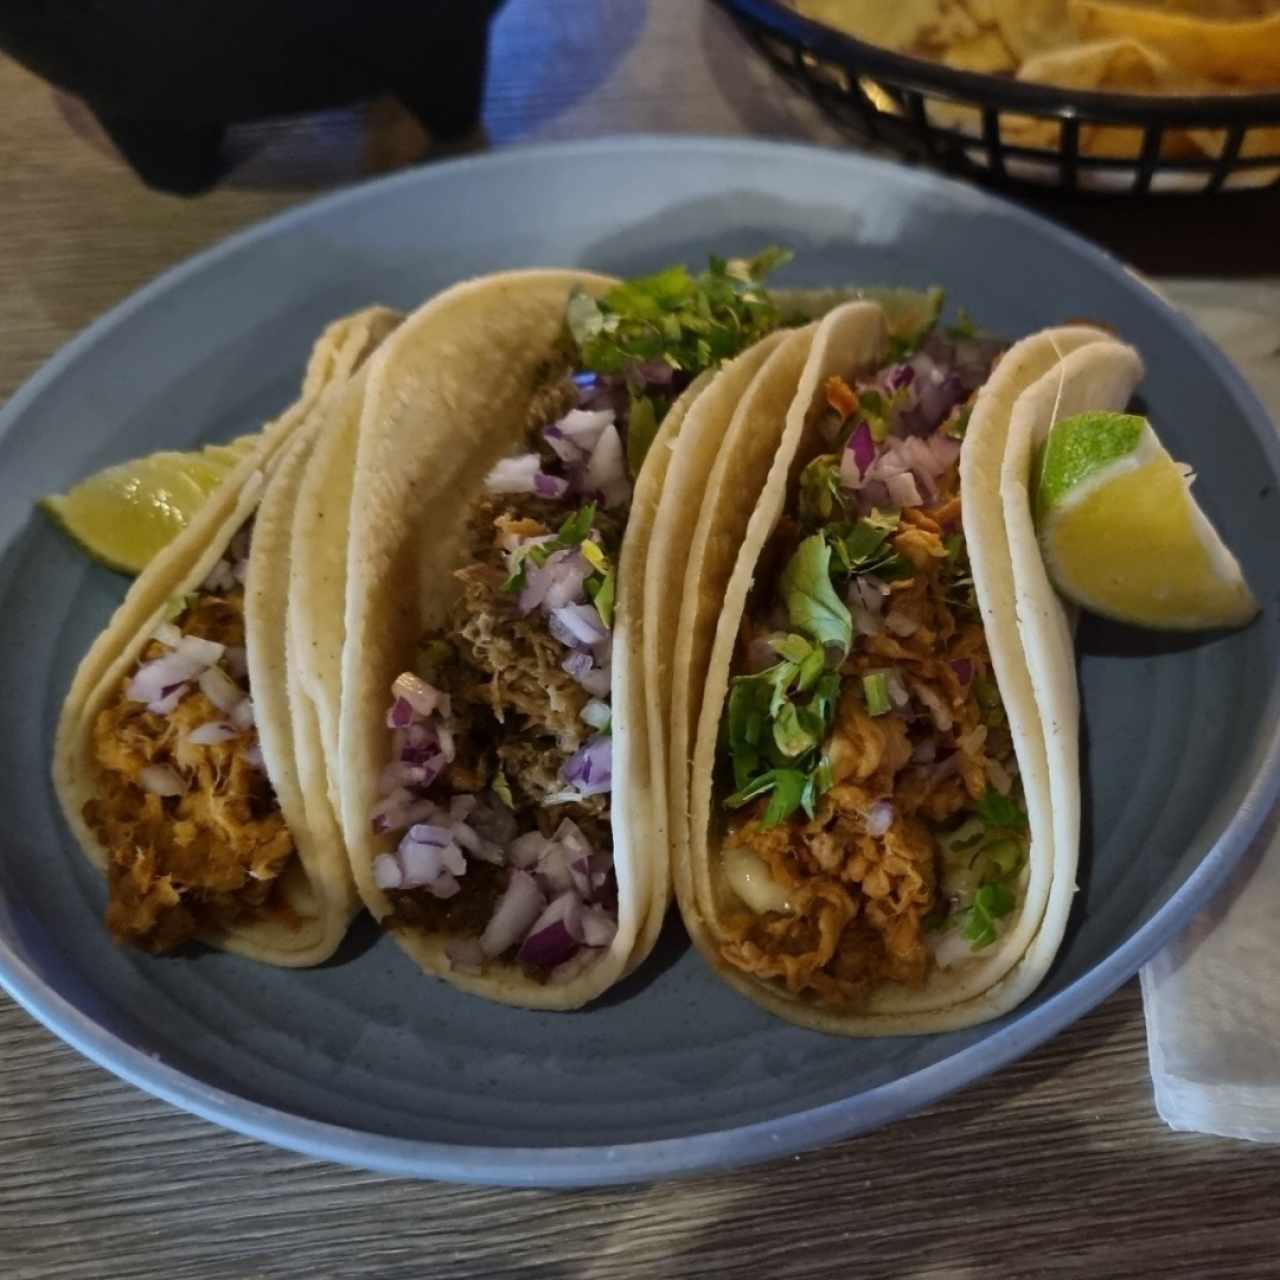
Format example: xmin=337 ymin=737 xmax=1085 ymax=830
xmin=1035 ymin=410 xmax=1258 ymax=630
xmin=41 ymin=437 xmax=258 ymax=575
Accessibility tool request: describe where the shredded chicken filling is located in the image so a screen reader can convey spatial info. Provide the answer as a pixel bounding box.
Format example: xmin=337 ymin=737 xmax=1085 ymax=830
xmin=721 ymin=468 xmax=1021 ymax=1008
xmin=84 ymin=590 xmax=293 ymax=952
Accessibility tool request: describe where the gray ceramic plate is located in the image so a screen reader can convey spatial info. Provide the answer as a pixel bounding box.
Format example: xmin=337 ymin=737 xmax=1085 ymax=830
xmin=2 ymin=139 xmax=1278 ymax=1187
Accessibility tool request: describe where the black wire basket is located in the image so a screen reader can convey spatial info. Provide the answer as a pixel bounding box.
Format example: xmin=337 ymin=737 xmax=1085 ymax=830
xmin=721 ymin=0 xmax=1280 ymax=195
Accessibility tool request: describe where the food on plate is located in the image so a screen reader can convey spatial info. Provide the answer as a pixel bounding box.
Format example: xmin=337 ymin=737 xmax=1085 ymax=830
xmin=792 ymin=0 xmax=1280 ymax=166
xmin=41 ymin=435 xmax=259 ymax=574
xmin=337 ymin=253 xmax=827 ymax=1009
xmin=1032 ymin=405 xmax=1259 ymax=628
xmin=51 ymin=306 xmax=401 ymax=961
xmin=669 ymin=296 xmax=1151 ymax=1033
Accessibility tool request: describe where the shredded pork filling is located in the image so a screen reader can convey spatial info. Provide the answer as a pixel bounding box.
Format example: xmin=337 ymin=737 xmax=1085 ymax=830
xmin=84 ymin=584 xmax=293 ymax=952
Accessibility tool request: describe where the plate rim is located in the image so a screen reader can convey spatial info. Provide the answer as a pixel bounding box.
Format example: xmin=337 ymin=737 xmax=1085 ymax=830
xmin=3 ymin=135 xmax=1279 ymax=1186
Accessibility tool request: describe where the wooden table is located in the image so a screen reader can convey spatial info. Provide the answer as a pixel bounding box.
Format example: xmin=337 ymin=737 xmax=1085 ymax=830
xmin=4 ymin=3 xmax=1280 ymax=1276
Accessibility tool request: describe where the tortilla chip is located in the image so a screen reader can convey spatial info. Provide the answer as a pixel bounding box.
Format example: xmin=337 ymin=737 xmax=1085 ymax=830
xmin=942 ymin=28 xmax=1019 ymax=71
xmin=993 ymin=0 xmax=1076 ymax=56
xmin=1070 ymin=1 xmax=1280 ymax=84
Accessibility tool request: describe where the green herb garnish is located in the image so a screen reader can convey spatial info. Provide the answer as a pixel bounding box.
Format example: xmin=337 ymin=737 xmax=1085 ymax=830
xmin=568 ymin=249 xmax=792 ymax=379
xmin=501 ymin=502 xmax=600 ymax=594
xmin=626 ymin=393 xmax=660 ymax=475
xmin=975 ymin=785 xmax=1028 ymax=832
xmin=779 ymin=534 xmax=852 ymax=660
xmin=862 ymin=672 xmax=891 ymax=717
xmin=491 ymin=769 xmax=515 ymax=809
xmin=960 ymin=881 xmax=1017 ymax=949
xmin=798 ymin=454 xmax=848 ymax=529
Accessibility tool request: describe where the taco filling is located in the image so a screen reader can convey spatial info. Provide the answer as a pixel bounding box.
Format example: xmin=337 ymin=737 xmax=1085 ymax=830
xmin=717 ymin=319 xmax=1034 ymax=1008
xmin=367 ymin=251 xmax=795 ymax=980
xmin=83 ymin=524 xmax=294 ymax=952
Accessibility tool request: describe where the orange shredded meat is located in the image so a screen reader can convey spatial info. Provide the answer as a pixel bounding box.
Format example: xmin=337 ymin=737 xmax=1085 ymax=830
xmin=721 ymin=470 xmax=1018 ymax=1008
xmin=83 ymin=590 xmax=294 ymax=952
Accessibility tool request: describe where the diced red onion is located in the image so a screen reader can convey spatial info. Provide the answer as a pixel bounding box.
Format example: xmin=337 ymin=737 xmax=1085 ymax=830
xmin=147 ymin=684 xmax=188 ymax=716
xmin=554 ymin=408 xmax=614 ymax=455
xmin=407 ymin=823 xmax=455 ymax=848
xmin=386 ymin=697 xmax=414 ymax=729
xmin=140 ymin=765 xmax=184 ymax=796
xmin=543 ymin=552 xmax=591 ymax=611
xmin=534 ymin=472 xmax=569 ymax=500
xmin=372 ymin=853 xmax=403 ymax=890
xmin=230 ymin=698 xmax=256 ymax=730
xmin=242 ymin=743 xmax=265 ymax=770
xmin=153 ymin=622 xmax=182 ymax=648
xmin=886 ymin=470 xmax=923 ymax=508
xmin=950 ymin=659 xmax=975 ymax=686
xmin=849 ymin=421 xmax=875 ymax=478
xmin=518 ymin=892 xmax=583 ymax=968
xmin=585 ymin=423 xmax=629 ymax=509
xmin=128 ymin=652 xmax=205 ymax=704
xmin=187 ymin=721 xmax=238 ymax=746
xmin=535 ymin=842 xmax=575 ymax=896
xmin=485 ymin=453 xmax=542 ymax=494
xmin=508 ymin=831 xmax=551 ymax=868
xmin=866 ymin=800 xmax=895 ymax=838
xmin=581 ymin=698 xmax=611 ymax=730
xmin=198 ymin=666 xmax=242 ymax=713
xmin=176 ymin=635 xmax=225 ymax=666
xmin=561 ymin=735 xmax=613 ymax=796
xmin=550 ymin=603 xmax=608 ymax=650
xmin=580 ymin=905 xmax=616 ymax=948
xmin=886 ymin=363 xmax=915 ymax=392
xmin=480 ymin=870 xmax=546 ymax=957
xmin=392 ymin=672 xmax=444 ymax=718
xmin=553 ymin=818 xmax=593 ymax=861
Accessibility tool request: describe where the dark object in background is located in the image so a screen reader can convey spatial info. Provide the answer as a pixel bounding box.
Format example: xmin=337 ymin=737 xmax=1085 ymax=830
xmin=719 ymin=0 xmax=1280 ymax=196
xmin=0 ymin=0 xmax=507 ymax=195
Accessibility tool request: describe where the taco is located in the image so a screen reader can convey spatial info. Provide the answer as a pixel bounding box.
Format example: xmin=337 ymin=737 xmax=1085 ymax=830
xmin=52 ymin=306 xmax=401 ymax=963
xmin=337 ymin=254 xmax=823 ymax=1008
xmin=672 ymin=297 xmax=1137 ymax=1033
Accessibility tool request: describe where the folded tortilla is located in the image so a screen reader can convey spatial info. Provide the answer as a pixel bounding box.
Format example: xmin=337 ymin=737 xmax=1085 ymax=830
xmin=52 ymin=306 xmax=400 ymax=964
xmin=671 ymin=300 xmax=1138 ymax=1033
xmin=336 ymin=270 xmax=664 ymax=1010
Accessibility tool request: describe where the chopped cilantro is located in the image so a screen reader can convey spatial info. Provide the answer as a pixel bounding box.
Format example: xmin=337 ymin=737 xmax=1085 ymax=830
xmin=627 ymin=392 xmax=660 ymax=475
xmin=491 ymin=769 xmax=515 ymax=809
xmin=862 ymin=672 xmax=891 ymax=717
xmin=568 ymin=249 xmax=793 ymax=380
xmin=960 ymin=881 xmax=1017 ymax=949
xmin=502 ymin=503 xmax=600 ymax=594
xmin=725 ymin=767 xmax=808 ymax=827
xmin=798 ymin=454 xmax=847 ymax=529
xmin=779 ymin=534 xmax=852 ymax=659
xmin=976 ymin=785 xmax=1028 ymax=832
xmin=587 ymin=569 xmax=615 ymax=629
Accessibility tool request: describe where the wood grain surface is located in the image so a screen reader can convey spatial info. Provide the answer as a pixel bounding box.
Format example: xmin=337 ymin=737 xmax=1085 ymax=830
xmin=3 ymin=2 xmax=1280 ymax=1277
